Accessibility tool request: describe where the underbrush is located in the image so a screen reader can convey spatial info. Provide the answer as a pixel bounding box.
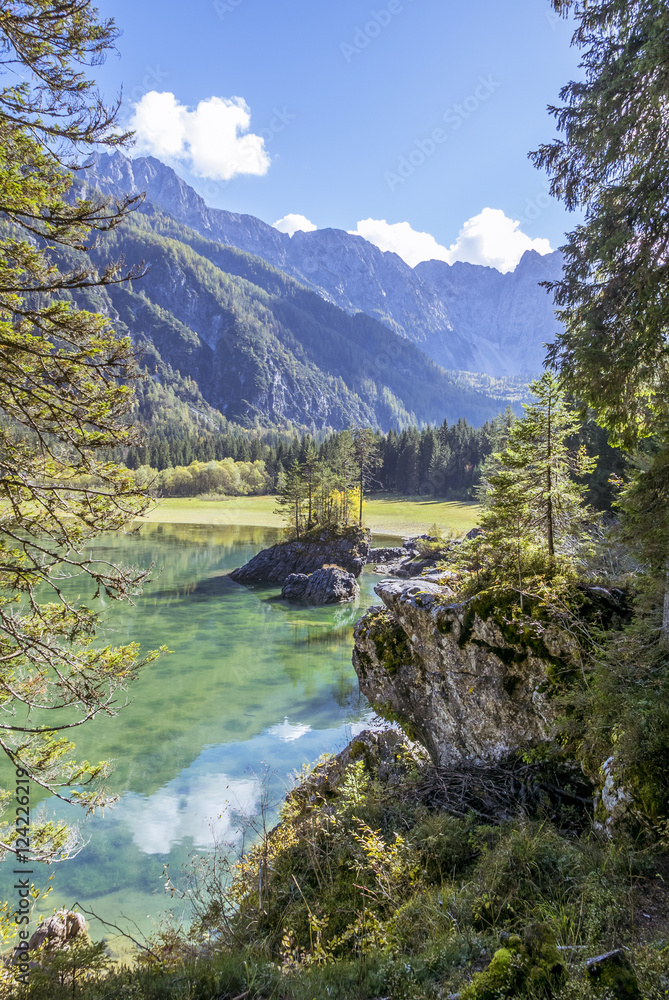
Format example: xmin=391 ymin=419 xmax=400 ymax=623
xmin=31 ymin=736 xmax=658 ymax=1000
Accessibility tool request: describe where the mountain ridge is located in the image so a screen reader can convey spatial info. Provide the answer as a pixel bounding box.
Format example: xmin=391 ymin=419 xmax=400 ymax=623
xmin=82 ymin=152 xmax=563 ymax=378
xmin=76 ymin=201 xmax=515 ymax=432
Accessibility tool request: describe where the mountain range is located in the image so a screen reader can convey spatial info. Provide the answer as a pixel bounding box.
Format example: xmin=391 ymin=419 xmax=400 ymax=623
xmin=75 ymin=153 xmax=564 ymax=432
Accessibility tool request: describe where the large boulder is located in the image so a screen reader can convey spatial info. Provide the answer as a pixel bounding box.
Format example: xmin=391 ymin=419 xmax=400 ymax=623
xmin=281 ymin=566 xmax=360 ymax=604
xmin=26 ymin=909 xmax=87 ymax=954
xmin=353 ymin=580 xmax=575 ymax=765
xmin=230 ymin=526 xmax=370 ymax=586
xmin=367 ymin=546 xmax=405 ymax=564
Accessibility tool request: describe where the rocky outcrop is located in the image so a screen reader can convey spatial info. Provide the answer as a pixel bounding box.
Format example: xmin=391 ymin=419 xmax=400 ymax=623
xmin=281 ymin=566 xmax=360 ymax=604
xmin=353 ymin=579 xmax=575 ymax=765
xmin=368 ymin=536 xmax=459 ymax=580
xmin=594 ymin=756 xmax=634 ymax=837
xmin=230 ymin=527 xmax=371 ymax=586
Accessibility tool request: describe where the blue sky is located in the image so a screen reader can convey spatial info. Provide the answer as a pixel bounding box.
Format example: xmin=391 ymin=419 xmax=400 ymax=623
xmin=93 ymin=0 xmax=582 ymax=271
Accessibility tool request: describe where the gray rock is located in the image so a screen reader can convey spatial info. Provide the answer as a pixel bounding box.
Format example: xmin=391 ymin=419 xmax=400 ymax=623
xmin=230 ymin=527 xmax=370 ymax=585
xmin=367 ymin=546 xmax=405 ymax=564
xmin=353 ymin=580 xmax=573 ymax=764
xmin=281 ymin=567 xmax=360 ymax=605
xmin=27 ymin=909 xmax=87 ymax=953
xmin=594 ymin=756 xmax=634 ymax=837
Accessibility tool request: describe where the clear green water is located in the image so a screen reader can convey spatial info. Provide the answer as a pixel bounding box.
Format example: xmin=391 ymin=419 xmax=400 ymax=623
xmin=0 ymin=524 xmax=391 ymax=948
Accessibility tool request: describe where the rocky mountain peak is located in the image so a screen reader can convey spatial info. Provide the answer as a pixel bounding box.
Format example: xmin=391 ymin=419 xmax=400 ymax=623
xmin=84 ymin=152 xmax=564 ymax=379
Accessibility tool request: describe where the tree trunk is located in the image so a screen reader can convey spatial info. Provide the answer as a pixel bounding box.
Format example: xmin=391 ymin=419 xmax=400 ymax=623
xmin=663 ymin=560 xmax=669 ymax=644
xmin=546 ymin=393 xmax=555 ymax=558
xmin=308 ymin=474 xmax=313 ymax=530
xmin=359 ymin=460 xmax=364 ymax=526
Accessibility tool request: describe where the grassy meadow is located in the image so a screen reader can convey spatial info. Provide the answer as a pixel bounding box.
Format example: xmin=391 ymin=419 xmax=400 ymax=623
xmin=140 ymin=493 xmax=479 ymax=537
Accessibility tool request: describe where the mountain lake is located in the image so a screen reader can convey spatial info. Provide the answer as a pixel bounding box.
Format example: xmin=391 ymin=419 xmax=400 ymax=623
xmin=0 ymin=523 xmax=396 ymax=954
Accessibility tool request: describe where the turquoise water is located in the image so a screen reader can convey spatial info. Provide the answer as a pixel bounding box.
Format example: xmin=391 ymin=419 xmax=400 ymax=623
xmin=0 ymin=524 xmax=390 ymax=948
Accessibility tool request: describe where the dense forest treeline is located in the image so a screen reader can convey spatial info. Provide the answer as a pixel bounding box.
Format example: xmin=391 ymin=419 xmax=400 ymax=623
xmin=125 ymin=407 xmax=624 ymax=508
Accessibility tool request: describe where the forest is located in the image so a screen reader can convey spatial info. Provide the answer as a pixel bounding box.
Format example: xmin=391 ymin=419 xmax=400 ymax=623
xmin=124 ymin=408 xmax=624 ymax=510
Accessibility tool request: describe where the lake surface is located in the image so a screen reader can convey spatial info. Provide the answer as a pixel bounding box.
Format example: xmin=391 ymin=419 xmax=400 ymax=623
xmin=0 ymin=523 xmax=392 ymax=949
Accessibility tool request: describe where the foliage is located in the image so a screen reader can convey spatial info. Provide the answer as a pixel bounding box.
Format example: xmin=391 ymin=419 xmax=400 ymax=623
xmin=139 ymin=458 xmax=271 ymax=498
xmin=471 ymin=375 xmax=596 ymax=601
xmin=0 ymin=0 xmax=162 ymax=861
xmin=136 ymin=744 xmax=669 ymax=1000
xmin=532 ymin=0 xmax=669 ymax=451
xmin=558 ymin=604 xmax=669 ymax=826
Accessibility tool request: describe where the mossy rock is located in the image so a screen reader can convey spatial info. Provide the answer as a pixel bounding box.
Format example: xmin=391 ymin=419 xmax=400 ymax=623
xmin=520 ymin=922 xmax=567 ymax=992
xmin=461 ymin=923 xmax=566 ymax=999
xmin=460 ymin=946 xmax=520 ymax=1000
xmin=586 ymin=949 xmax=642 ymax=1000
xmin=365 ymin=608 xmax=412 ymax=676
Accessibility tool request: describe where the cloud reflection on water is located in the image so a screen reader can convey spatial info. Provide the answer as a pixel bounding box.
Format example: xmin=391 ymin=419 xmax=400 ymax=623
xmin=118 ymin=773 xmax=260 ymax=855
xmin=268 ymin=717 xmax=312 ymax=742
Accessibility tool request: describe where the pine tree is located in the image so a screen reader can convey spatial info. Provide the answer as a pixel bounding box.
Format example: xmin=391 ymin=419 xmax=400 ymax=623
xmin=275 ymin=461 xmax=306 ymax=538
xmin=531 ymin=0 xmax=669 ymax=448
xmin=479 ymin=373 xmax=596 ymax=578
xmin=0 ymin=1 xmax=163 ymax=862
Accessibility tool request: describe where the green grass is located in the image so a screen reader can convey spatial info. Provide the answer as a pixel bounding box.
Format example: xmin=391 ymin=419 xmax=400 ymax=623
xmin=141 ymin=494 xmax=480 ymax=536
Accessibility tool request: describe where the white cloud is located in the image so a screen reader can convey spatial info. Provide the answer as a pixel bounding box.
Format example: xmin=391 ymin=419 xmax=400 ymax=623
xmin=351 ymin=209 xmax=553 ymax=272
xmin=130 ymin=91 xmax=271 ymax=182
xmin=445 ymin=208 xmax=553 ymax=272
xmin=267 ymin=717 xmax=312 ymax=742
xmin=351 ymin=219 xmax=451 ymax=268
xmin=273 ymin=213 xmax=317 ymax=236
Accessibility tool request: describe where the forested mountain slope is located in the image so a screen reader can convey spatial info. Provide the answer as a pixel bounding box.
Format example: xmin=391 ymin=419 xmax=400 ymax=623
xmin=79 ymin=205 xmax=511 ymax=430
xmin=83 ymin=152 xmax=563 ymax=377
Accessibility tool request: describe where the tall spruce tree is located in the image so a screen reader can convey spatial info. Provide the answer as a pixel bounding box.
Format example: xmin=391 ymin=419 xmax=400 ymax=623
xmin=532 ymin=0 xmax=669 ymax=636
xmin=479 ymin=373 xmax=595 ymax=573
